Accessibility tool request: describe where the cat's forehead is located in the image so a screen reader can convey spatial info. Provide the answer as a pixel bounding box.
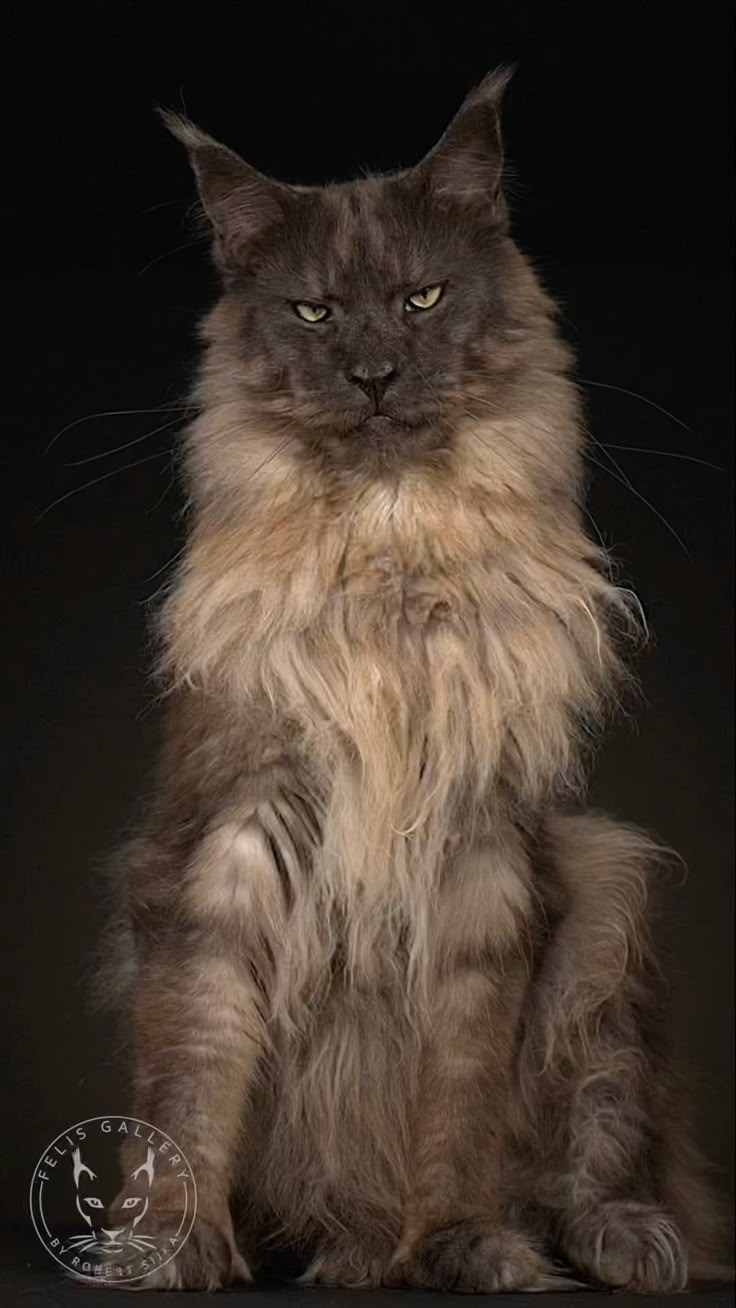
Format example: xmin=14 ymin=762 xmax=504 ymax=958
xmin=321 ymin=179 xmax=412 ymax=267
xmin=272 ymin=175 xmax=462 ymax=294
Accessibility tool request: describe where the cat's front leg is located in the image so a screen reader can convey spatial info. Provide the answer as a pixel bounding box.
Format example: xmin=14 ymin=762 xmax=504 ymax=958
xmin=389 ymin=961 xmax=560 ymax=1292
xmin=111 ymin=785 xmax=302 ymax=1290
xmin=114 ymin=934 xmax=261 ymax=1289
xmin=388 ymin=831 xmax=569 ymax=1293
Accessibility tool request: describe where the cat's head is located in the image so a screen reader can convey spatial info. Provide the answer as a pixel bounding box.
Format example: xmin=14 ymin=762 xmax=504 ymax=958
xmin=166 ymin=71 xmax=575 ymax=484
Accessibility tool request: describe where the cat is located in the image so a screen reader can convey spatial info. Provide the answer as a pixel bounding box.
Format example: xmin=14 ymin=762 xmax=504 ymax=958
xmin=101 ymin=70 xmax=724 ymax=1291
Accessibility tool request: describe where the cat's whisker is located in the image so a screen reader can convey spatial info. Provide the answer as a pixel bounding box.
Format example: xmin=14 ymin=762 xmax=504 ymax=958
xmin=46 ymin=403 xmax=193 ymax=454
xmin=602 ymin=443 xmax=720 ymax=471
xmin=583 ymin=507 xmax=611 ymax=554
xmin=584 ymin=450 xmax=690 ymax=558
xmin=66 ymin=415 xmax=184 ymax=466
xmin=35 ymin=450 xmax=170 ymax=523
xmin=585 ymin=430 xmax=691 ymax=558
xmin=460 ymin=403 xmax=580 ymax=492
xmin=461 ymin=397 xmax=691 ymax=558
xmin=146 ymin=455 xmax=182 ymax=517
xmin=457 ymin=407 xmax=543 ymax=490
xmin=139 ymin=543 xmax=189 ymax=601
xmin=136 ymin=237 xmax=208 ymax=278
xmin=577 ymin=377 xmax=693 ymax=433
xmin=200 ymin=432 xmax=300 ymax=506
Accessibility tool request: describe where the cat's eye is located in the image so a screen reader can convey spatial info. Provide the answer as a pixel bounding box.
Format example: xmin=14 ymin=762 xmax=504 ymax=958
xmin=122 ymin=1197 xmax=143 ymax=1209
xmin=85 ymin=1197 xmax=104 ymax=1209
xmin=405 ymin=284 xmax=444 ymax=313
xmin=293 ymin=302 xmax=330 ymax=323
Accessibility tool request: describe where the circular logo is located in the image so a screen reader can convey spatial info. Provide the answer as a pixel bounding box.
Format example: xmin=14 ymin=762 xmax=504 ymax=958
xmin=29 ymin=1116 xmax=197 ymax=1283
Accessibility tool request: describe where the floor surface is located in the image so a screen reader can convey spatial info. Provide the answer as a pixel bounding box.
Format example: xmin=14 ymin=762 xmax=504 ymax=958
xmin=1 ymin=1231 xmax=733 ymax=1308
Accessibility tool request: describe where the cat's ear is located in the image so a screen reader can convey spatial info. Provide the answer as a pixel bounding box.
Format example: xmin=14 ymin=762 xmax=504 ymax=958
xmin=416 ymin=68 xmax=513 ymax=217
xmin=160 ymin=111 xmax=287 ymax=269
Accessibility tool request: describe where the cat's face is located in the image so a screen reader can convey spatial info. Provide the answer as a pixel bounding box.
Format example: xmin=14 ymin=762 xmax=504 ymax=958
xmin=168 ymin=71 xmax=537 ymax=474
xmin=220 ymin=175 xmax=510 ymax=463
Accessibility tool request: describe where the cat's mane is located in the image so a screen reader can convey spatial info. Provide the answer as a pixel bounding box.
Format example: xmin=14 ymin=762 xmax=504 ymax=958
xmin=159 ymin=276 xmax=636 ymax=1010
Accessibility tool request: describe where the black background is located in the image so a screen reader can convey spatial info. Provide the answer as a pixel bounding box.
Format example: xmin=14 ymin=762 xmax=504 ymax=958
xmin=2 ymin=0 xmax=733 ymax=1282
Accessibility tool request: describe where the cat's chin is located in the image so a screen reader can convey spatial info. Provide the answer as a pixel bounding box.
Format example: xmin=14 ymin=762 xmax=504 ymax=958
xmin=351 ymin=411 xmax=437 ymax=441
xmin=296 ymin=410 xmax=447 ymax=471
xmin=359 ymin=414 xmax=411 ymax=436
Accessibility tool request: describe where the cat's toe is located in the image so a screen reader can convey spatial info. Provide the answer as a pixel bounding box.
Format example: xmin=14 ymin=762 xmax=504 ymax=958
xmin=562 ymin=1200 xmax=688 ymax=1292
xmin=300 ymin=1237 xmax=388 ymax=1287
xmin=391 ymin=1221 xmax=570 ymax=1293
xmin=124 ymin=1216 xmax=251 ymax=1291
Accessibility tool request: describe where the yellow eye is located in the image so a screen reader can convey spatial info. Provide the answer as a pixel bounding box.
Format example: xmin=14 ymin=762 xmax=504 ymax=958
xmin=294 ymin=302 xmax=330 ymax=323
xmin=405 ymin=284 xmax=444 ymax=312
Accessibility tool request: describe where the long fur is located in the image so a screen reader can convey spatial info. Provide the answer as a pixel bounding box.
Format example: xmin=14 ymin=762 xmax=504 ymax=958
xmin=103 ymin=77 xmax=727 ymax=1293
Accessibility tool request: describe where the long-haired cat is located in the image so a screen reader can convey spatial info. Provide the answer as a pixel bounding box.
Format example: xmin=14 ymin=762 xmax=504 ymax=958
xmin=103 ymin=71 xmax=724 ymax=1291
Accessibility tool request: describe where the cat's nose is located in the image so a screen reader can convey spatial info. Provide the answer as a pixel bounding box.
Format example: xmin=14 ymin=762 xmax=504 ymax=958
xmin=347 ymin=361 xmax=397 ymax=405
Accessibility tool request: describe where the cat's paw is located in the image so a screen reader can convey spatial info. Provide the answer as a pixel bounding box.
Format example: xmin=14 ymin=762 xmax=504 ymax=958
xmin=126 ymin=1215 xmax=251 ymax=1291
xmin=389 ymin=1221 xmax=571 ymax=1292
xmin=562 ymin=1200 xmax=688 ymax=1292
xmin=299 ymin=1236 xmax=389 ymax=1287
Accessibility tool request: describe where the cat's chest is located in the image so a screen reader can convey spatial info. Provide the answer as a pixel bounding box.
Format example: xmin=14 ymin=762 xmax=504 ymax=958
xmin=339 ymin=558 xmax=464 ymax=631
xmin=330 ymin=482 xmax=487 ymax=628
xmin=256 ymin=529 xmax=493 ymax=757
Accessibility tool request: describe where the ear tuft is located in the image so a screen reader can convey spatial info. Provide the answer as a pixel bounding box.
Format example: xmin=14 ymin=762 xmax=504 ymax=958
xmin=157 ymin=107 xmax=220 ymax=154
xmin=461 ymin=65 xmax=516 ymax=113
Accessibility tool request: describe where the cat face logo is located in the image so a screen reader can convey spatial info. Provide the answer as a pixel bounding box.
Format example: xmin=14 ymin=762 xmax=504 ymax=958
xmin=68 ymin=1143 xmax=157 ymax=1256
xmin=30 ymin=1116 xmax=197 ymax=1282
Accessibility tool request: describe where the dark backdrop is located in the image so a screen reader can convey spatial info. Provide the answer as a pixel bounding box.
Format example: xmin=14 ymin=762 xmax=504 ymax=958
xmin=2 ymin=0 xmax=733 ymax=1246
